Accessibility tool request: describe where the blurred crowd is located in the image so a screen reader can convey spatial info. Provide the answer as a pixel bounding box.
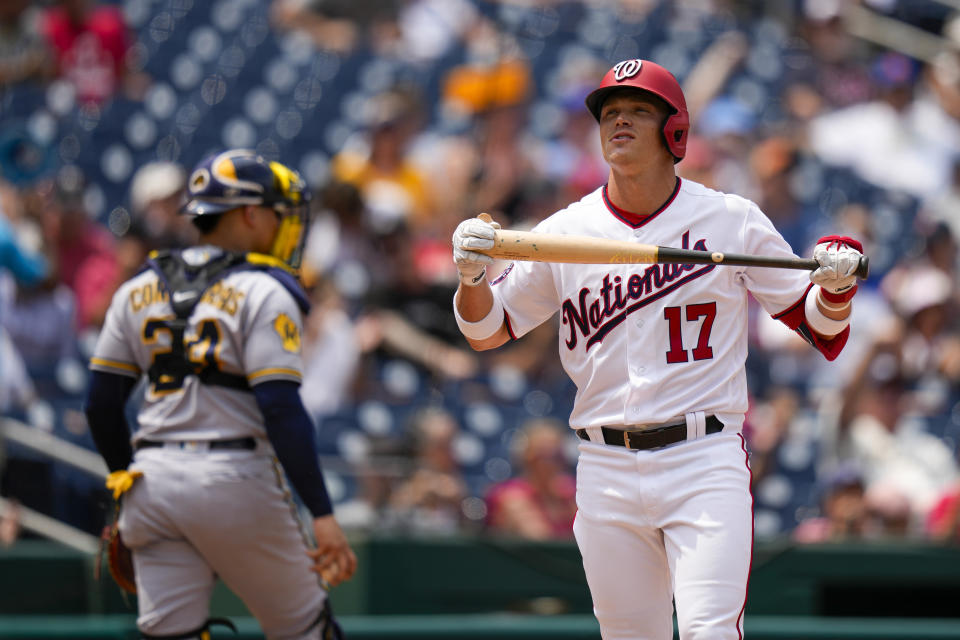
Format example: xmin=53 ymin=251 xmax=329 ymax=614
xmin=2 ymin=0 xmax=960 ymax=548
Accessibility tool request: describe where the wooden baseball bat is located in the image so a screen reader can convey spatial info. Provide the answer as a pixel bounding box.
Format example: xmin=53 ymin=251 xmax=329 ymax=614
xmin=474 ymin=215 xmax=870 ymax=279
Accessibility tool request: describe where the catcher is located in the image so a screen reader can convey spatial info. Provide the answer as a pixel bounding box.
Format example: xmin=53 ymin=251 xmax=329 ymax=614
xmin=85 ymin=149 xmax=356 ymax=639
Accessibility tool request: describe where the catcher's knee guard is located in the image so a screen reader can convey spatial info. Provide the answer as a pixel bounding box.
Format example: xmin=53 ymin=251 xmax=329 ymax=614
xmin=140 ymin=617 xmax=237 ymax=640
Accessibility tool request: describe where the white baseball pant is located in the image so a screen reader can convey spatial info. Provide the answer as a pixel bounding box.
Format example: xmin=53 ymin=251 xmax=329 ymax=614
xmin=573 ymin=431 xmax=752 ymax=640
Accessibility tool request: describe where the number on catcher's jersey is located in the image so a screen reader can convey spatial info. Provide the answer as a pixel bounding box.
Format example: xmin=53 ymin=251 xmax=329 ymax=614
xmin=143 ymin=317 xmax=224 ymax=394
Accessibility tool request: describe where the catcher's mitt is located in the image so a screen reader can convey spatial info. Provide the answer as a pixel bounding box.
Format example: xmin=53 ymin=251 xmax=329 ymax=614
xmin=95 ymin=469 xmax=143 ymax=595
xmin=96 ymin=521 xmax=137 ymax=594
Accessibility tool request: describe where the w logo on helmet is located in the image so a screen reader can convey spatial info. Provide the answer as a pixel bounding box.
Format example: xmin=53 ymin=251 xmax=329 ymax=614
xmin=613 ymin=59 xmax=643 ymax=82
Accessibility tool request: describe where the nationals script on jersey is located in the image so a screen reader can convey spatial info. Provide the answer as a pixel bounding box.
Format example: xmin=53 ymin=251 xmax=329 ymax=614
xmin=89 ymin=249 xmax=305 ymax=442
xmin=491 ymin=178 xmax=811 ymax=429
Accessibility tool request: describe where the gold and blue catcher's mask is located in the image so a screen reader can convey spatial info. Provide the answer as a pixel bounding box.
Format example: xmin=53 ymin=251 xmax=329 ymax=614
xmin=183 ymin=149 xmax=312 ymax=269
xmin=266 ymin=160 xmax=309 ymax=269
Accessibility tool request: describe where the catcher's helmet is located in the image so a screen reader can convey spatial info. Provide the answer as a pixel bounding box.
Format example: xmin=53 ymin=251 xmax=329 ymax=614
xmin=183 ymin=149 xmax=311 ymax=268
xmin=585 ymin=59 xmax=689 ymax=162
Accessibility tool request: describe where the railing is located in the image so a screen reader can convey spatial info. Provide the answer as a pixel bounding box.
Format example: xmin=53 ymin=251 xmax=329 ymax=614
xmin=0 ymin=418 xmax=105 ymax=553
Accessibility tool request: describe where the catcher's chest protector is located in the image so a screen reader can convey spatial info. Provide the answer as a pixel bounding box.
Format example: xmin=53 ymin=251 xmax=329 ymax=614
xmin=142 ymin=249 xmax=311 ymax=394
xmin=145 ymin=250 xmax=254 ymax=392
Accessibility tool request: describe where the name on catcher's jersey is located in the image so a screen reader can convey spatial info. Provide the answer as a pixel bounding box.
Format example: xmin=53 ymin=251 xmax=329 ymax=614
xmin=491 ymin=178 xmax=811 ymax=429
xmin=90 ymin=259 xmax=306 ymax=441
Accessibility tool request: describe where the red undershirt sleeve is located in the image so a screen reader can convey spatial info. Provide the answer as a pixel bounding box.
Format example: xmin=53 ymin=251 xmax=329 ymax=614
xmin=771 ymin=284 xmax=850 ymax=361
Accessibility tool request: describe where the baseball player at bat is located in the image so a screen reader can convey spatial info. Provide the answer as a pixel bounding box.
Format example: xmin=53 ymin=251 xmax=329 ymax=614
xmin=84 ymin=150 xmax=356 ymax=639
xmin=452 ymin=59 xmax=863 ymax=640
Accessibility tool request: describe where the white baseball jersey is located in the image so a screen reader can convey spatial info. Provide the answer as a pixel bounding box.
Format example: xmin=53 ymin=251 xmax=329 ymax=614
xmin=491 ymin=178 xmax=810 ymax=429
xmin=90 ymin=245 xmax=306 ymax=442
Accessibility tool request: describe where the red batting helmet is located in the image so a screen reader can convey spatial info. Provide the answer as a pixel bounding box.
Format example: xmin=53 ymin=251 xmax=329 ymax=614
xmin=585 ymin=59 xmax=689 ymax=162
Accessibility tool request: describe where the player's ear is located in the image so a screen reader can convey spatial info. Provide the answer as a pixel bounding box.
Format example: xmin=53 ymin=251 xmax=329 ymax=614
xmin=240 ymin=205 xmax=258 ymax=228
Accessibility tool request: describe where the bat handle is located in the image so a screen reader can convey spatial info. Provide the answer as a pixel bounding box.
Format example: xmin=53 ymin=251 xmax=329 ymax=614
xmin=806 ymin=255 xmax=870 ymax=280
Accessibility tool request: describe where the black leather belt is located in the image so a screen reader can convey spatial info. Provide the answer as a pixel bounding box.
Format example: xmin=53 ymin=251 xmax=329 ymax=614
xmin=136 ymin=437 xmax=257 ymax=451
xmin=576 ymin=415 xmax=723 ymax=450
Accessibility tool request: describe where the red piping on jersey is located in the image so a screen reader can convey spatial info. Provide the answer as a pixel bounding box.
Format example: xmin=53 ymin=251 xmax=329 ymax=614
xmin=737 ymin=432 xmax=754 ymax=640
xmin=771 ymin=284 xmax=813 ymax=320
xmin=504 ymin=311 xmax=517 ymax=340
xmin=773 ymin=284 xmax=850 ymax=361
xmin=602 ymin=177 xmax=681 ymax=229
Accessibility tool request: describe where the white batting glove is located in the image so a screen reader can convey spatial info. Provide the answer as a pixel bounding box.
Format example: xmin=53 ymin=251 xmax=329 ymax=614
xmin=810 ymin=236 xmax=862 ymax=295
xmin=452 ymin=216 xmax=499 ymax=286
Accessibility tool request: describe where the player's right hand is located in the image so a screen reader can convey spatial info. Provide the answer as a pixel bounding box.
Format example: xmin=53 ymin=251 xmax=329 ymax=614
xmin=308 ymin=515 xmax=357 ymax=588
xmin=452 ymin=216 xmax=499 ymax=286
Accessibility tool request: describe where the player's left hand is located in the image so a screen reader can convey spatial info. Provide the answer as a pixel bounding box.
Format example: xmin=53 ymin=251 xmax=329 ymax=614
xmin=810 ymin=235 xmax=863 ymax=295
xmin=308 ymin=515 xmax=357 ymax=588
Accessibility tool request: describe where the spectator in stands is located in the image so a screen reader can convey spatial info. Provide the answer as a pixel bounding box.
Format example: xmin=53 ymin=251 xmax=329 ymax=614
xmin=302 ymin=180 xmax=382 ymax=300
xmin=691 ymin=95 xmax=756 ymax=196
xmin=0 ymin=323 xmax=34 ymax=414
xmin=927 ymin=481 xmax=960 ymax=543
xmin=483 ymin=318 xmax=566 ymax=395
xmin=0 ymin=181 xmax=47 ymax=289
xmin=353 ymin=307 xmax=479 ymax=384
xmin=677 ymin=135 xmax=721 ymax=191
xmin=300 ymin=274 xmax=361 ymax=419
xmin=485 ymin=418 xmax=576 ymax=540
xmin=358 ymin=219 xmax=480 ymax=381
xmin=390 ymin=0 xmax=477 ymax=64
xmin=833 ymin=321 xmax=959 ymax=526
xmin=793 ymin=3 xmax=874 ymax=112
xmin=40 ymin=0 xmax=145 ymax=104
xmin=878 ymin=262 xmax=960 ymax=386
xmin=39 ymin=166 xmax=118 ymax=329
xmin=0 ymin=498 xmax=21 ymax=547
xmin=917 ymin=181 xmax=960 ymax=266
xmin=402 ymin=18 xmax=537 ymax=236
xmin=269 ymin=0 xmax=401 ymax=55
xmin=389 ymin=406 xmax=468 ymax=534
xmin=743 ymin=386 xmax=800 ymax=486
xmin=274 ymin=0 xmax=477 ymax=64
xmin=128 ymin=161 xmax=195 ymax=251
xmin=865 ymin=481 xmax=913 ymax=539
xmin=301 ymin=181 xmax=478 ymax=386
xmin=681 ymin=29 xmax=749 ymax=125
xmin=794 ymin=466 xmax=869 ymax=543
xmin=535 ymin=82 xmax=608 ymax=204
xmin=333 ymin=435 xmax=406 ymax=533
xmin=809 ymin=51 xmax=955 ymax=199
xmin=747 ymin=136 xmax=827 ymax=254
xmin=0 ymin=0 xmax=53 ymax=90
xmin=440 ymin=28 xmax=533 ymax=226
xmin=331 ymin=88 xmax=434 ymax=235
xmin=0 ymin=180 xmax=48 ymax=411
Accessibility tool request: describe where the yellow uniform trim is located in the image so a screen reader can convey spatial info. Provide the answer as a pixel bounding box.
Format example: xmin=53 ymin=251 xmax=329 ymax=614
xmin=245 ymin=252 xmax=297 ymax=275
xmin=248 ymin=367 xmax=302 ymax=382
xmin=90 ymin=357 xmax=141 ymax=374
